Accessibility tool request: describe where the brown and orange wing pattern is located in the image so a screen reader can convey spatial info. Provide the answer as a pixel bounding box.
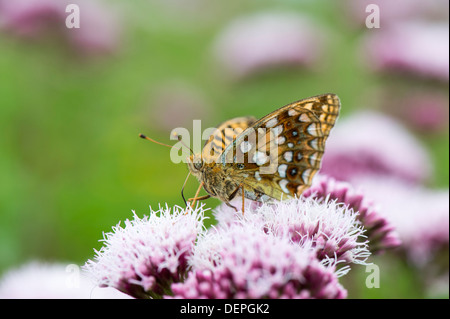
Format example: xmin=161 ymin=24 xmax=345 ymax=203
xmin=220 ymin=94 xmax=340 ymax=201
xmin=201 ymin=116 xmax=256 ymax=163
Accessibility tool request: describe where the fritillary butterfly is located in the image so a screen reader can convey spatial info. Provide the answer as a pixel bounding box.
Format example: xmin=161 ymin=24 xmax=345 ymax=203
xmin=186 ymin=93 xmax=340 ymax=212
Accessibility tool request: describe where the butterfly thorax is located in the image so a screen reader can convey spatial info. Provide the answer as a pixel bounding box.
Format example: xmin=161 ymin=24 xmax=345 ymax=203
xmin=187 ymin=154 xmax=241 ymax=202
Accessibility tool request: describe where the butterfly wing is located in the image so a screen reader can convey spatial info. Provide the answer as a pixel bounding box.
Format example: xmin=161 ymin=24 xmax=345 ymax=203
xmin=201 ymin=116 xmax=257 ymax=163
xmin=219 ymin=93 xmax=340 ymax=201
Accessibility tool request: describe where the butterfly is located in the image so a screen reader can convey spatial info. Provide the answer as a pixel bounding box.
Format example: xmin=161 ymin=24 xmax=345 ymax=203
xmin=185 ymin=93 xmax=341 ymax=212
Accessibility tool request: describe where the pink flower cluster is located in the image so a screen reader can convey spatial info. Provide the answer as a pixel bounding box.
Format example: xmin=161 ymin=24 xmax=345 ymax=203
xmin=213 ymin=196 xmax=371 ymax=264
xmin=83 ymin=205 xmax=205 ymax=299
xmin=345 ymin=0 xmax=449 ymax=82
xmin=0 ymin=0 xmax=121 ymax=56
xmin=172 ymin=224 xmax=347 ymax=299
xmin=361 ymin=21 xmax=449 ymax=82
xmin=82 ymin=194 xmax=378 ymax=299
xmin=304 ymin=175 xmax=401 ymax=254
xmin=212 ymin=11 xmax=328 ymax=78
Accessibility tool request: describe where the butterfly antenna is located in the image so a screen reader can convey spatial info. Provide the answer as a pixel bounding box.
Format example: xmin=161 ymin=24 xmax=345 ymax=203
xmin=139 ymin=133 xmax=194 ymax=206
xmin=171 ymin=132 xmax=194 ymax=155
xmin=139 ymin=133 xmax=174 ymax=148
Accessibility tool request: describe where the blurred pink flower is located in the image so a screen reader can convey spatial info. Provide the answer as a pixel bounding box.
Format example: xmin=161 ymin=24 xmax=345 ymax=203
xmin=385 ymin=91 xmax=449 ymax=133
xmin=172 ymin=224 xmax=347 ymax=299
xmin=148 ymin=82 xmax=213 ymax=132
xmin=361 ymin=21 xmax=449 ymax=81
xmin=0 ymin=261 xmax=131 ymax=299
xmin=83 ymin=205 xmax=206 ymax=299
xmin=0 ymin=0 xmax=121 ymax=56
xmin=321 ymin=111 xmax=432 ymax=183
xmin=345 ymin=0 xmax=449 ymax=27
xmin=405 ymin=98 xmax=449 ymax=133
xmin=212 ymin=11 xmax=328 ymax=78
xmin=0 ymin=0 xmax=63 ymax=37
xmin=351 ymin=176 xmax=449 ymax=267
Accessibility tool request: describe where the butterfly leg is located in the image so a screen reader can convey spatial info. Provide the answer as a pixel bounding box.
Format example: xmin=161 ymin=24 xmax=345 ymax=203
xmin=241 ymin=184 xmax=245 ymax=215
xmin=187 ymin=194 xmax=211 ymax=203
xmin=189 ymin=182 xmax=204 ymax=210
xmin=227 ymin=183 xmax=245 ymax=214
xmin=224 ymin=201 xmax=238 ymax=212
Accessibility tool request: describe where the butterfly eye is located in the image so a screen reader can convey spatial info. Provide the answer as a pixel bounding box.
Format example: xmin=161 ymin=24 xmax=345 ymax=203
xmin=194 ymin=161 xmax=203 ymax=170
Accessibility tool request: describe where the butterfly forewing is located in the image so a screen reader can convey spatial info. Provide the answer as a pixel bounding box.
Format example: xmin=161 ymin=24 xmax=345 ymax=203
xmin=220 ymin=93 xmax=340 ymax=201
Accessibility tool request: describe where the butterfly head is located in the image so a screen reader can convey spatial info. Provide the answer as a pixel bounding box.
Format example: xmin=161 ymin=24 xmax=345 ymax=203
xmin=187 ymin=153 xmax=204 ymax=177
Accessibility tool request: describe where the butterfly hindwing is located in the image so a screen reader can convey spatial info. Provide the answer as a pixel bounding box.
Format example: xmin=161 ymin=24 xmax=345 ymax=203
xmin=220 ymin=94 xmax=340 ymax=201
xmin=202 ymin=116 xmax=256 ymax=163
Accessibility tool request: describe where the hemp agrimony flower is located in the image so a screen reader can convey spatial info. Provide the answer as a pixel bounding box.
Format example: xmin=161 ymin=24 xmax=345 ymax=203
xmin=304 ymin=174 xmax=402 ymax=253
xmin=214 ymin=196 xmax=371 ymax=266
xmin=173 ymin=223 xmax=347 ymax=299
xmin=83 ymin=191 xmax=399 ymax=298
xmin=83 ymin=205 xmax=206 ymax=299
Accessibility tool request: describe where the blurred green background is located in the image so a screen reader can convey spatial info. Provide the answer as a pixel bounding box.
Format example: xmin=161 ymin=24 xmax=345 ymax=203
xmin=0 ymin=0 xmax=448 ymax=298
